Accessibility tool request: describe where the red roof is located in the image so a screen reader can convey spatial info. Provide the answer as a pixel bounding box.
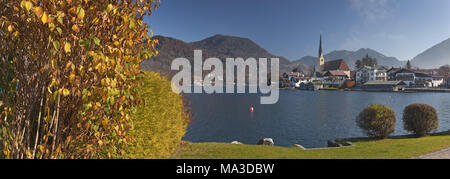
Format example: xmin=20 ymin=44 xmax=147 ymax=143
xmin=323 ymin=59 xmax=350 ymax=71
xmin=324 ymin=70 xmax=348 ymax=77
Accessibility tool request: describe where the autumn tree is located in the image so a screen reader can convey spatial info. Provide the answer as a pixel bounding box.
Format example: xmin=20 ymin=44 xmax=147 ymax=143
xmin=0 ymin=0 xmax=159 ymax=159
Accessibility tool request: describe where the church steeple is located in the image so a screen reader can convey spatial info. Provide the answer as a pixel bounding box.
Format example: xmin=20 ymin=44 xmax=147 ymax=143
xmin=319 ymin=34 xmax=323 ymax=57
xmin=317 ymin=34 xmax=325 ymax=72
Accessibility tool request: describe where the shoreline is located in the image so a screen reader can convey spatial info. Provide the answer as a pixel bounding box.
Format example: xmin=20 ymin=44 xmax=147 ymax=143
xmin=280 ymin=87 xmax=450 ymax=93
xmin=182 ymin=130 xmax=450 ymax=150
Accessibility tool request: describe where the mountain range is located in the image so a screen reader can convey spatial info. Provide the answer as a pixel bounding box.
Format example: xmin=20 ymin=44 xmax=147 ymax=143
xmin=412 ymin=37 xmax=450 ymax=69
xmin=141 ymin=35 xmax=301 ymax=76
xmin=293 ymin=48 xmax=405 ymax=70
xmin=142 ymin=34 xmax=450 ymax=76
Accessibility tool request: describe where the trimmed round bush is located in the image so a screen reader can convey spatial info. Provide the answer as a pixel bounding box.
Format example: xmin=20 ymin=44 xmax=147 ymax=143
xmin=120 ymin=72 xmax=189 ymax=159
xmin=356 ymin=104 xmax=396 ymax=138
xmin=403 ymin=104 xmax=438 ymax=137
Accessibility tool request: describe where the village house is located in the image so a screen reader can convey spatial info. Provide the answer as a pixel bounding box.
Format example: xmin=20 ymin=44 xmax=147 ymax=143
xmin=391 ymin=69 xmax=444 ymax=88
xmin=355 ymin=66 xmax=388 ymax=85
xmin=323 ymin=70 xmax=349 ymax=85
xmin=413 ymin=72 xmax=433 ymax=87
xmin=387 ymin=67 xmax=402 ymax=80
xmin=432 ymin=76 xmax=445 ymax=87
xmin=413 ymin=69 xmax=443 ymax=87
xmin=394 ymin=69 xmax=415 ymax=86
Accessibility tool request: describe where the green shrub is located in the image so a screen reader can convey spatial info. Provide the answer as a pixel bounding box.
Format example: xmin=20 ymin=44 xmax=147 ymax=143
xmin=356 ymin=104 xmax=396 ymax=138
xmin=403 ymin=104 xmax=438 ymax=137
xmin=119 ymin=72 xmax=189 ymax=159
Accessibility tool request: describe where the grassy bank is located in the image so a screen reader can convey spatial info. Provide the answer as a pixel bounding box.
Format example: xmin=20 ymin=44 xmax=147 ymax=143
xmin=171 ymin=132 xmax=450 ymax=159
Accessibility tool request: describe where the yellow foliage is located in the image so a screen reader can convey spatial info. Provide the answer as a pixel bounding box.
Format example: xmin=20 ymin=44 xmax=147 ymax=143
xmin=41 ymin=12 xmax=48 ymax=24
xmin=1 ymin=0 xmax=160 ymax=159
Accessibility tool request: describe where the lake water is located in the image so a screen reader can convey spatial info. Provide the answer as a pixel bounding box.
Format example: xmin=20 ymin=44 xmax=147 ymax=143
xmin=183 ymin=90 xmax=450 ymax=148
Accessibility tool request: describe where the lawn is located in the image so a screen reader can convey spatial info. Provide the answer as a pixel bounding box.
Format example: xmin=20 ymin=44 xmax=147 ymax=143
xmin=171 ymin=132 xmax=450 ymax=159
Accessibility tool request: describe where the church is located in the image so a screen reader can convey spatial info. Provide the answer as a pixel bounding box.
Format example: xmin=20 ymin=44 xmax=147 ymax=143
xmin=313 ymin=35 xmax=351 ymax=85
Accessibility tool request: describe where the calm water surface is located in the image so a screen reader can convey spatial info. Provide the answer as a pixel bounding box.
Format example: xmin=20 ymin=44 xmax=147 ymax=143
xmin=183 ymin=90 xmax=450 ymax=148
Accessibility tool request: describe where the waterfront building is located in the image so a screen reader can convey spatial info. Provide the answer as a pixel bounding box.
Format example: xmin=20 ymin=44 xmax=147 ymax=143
xmin=394 ymin=69 xmax=415 ymax=86
xmin=392 ymin=69 xmax=443 ymax=88
xmin=387 ymin=67 xmax=401 ymax=80
xmin=414 ymin=72 xmax=433 ymax=87
xmin=323 ymin=70 xmax=349 ymax=85
xmin=355 ymin=66 xmax=388 ymax=85
xmin=432 ymin=76 xmax=445 ymax=87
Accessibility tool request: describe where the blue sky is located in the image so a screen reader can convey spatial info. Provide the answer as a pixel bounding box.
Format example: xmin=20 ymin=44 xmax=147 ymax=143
xmin=144 ymin=0 xmax=450 ymax=61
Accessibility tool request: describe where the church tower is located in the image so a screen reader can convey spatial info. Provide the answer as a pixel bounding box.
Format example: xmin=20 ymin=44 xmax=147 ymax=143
xmin=318 ymin=34 xmax=325 ymax=72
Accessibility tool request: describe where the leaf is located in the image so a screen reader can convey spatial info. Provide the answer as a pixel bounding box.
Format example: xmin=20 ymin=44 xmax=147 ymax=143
xmin=48 ymin=23 xmax=55 ymax=31
xmin=41 ymin=12 xmax=48 ymax=24
xmin=34 ymin=6 xmax=43 ymax=18
xmin=69 ymin=73 xmax=76 ymax=82
xmin=129 ymin=20 xmax=135 ymax=29
xmin=77 ymin=7 xmax=85 ymax=19
xmin=62 ymin=88 xmax=70 ymax=96
xmin=7 ymin=25 xmax=13 ymax=32
xmin=93 ymin=37 xmax=100 ymax=46
xmin=72 ymin=24 xmax=80 ymax=33
xmin=56 ymin=27 xmax=62 ymax=35
xmin=64 ymin=42 xmax=71 ymax=53
xmin=24 ymin=1 xmax=33 ymax=11
xmin=52 ymin=41 xmax=60 ymax=51
xmin=57 ymin=17 xmax=63 ymax=24
xmin=106 ymin=4 xmax=113 ymax=13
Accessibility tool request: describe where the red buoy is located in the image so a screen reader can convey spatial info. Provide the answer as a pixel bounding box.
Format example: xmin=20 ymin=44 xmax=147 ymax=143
xmin=250 ymin=107 xmax=254 ymax=112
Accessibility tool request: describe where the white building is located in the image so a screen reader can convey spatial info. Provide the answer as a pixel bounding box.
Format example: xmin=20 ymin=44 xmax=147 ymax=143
xmin=431 ymin=76 xmax=444 ymax=87
xmin=393 ymin=69 xmax=444 ymax=87
xmin=394 ymin=69 xmax=415 ymax=86
xmin=355 ymin=66 xmax=388 ymax=85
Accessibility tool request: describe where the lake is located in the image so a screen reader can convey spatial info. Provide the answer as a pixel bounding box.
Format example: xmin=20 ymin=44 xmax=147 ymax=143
xmin=183 ymin=90 xmax=450 ymax=148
